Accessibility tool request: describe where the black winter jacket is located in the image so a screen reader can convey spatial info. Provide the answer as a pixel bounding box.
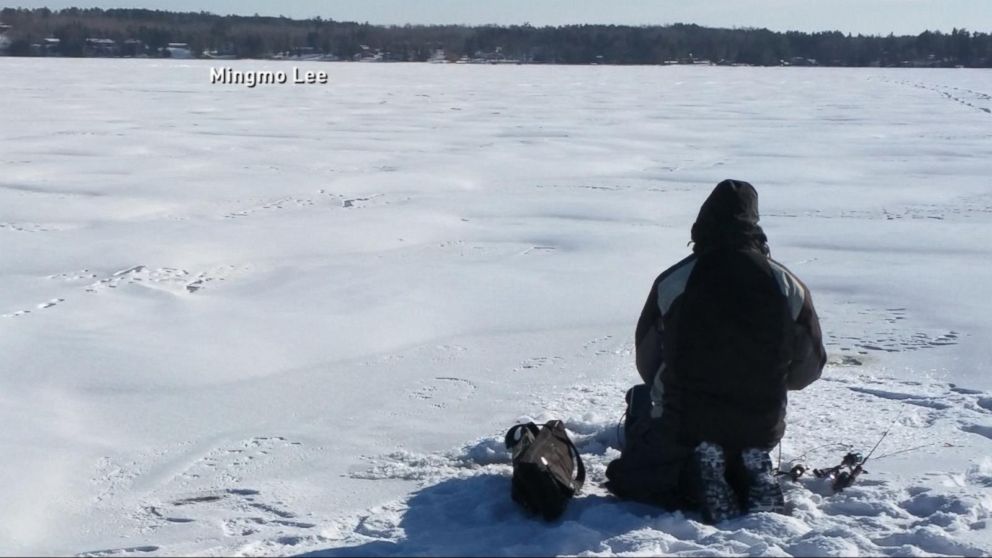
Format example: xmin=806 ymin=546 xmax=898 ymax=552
xmin=634 ymin=180 xmax=826 ymax=450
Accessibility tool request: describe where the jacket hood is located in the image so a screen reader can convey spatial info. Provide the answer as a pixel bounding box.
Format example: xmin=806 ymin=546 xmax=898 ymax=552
xmin=690 ymin=179 xmax=768 ymax=254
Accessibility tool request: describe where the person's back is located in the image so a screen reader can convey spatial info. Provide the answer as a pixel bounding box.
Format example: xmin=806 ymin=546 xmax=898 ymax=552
xmin=608 ymin=179 xmax=826 ymax=523
xmin=661 ymin=246 xmax=795 ymax=450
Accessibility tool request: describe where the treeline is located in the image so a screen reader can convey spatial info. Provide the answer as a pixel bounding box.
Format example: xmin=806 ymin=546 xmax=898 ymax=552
xmin=1 ymin=7 xmax=991 ymax=66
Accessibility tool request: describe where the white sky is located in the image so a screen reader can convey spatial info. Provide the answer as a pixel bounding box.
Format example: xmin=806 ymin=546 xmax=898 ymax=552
xmin=2 ymin=0 xmax=991 ymax=35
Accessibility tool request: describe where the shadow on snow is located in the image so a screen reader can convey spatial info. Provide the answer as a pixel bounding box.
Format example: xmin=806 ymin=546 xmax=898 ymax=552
xmin=299 ymin=474 xmax=673 ymax=557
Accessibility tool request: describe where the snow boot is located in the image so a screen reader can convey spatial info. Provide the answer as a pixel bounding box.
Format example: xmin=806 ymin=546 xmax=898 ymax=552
xmin=693 ymin=442 xmax=742 ymax=524
xmin=741 ymin=448 xmax=786 ymax=514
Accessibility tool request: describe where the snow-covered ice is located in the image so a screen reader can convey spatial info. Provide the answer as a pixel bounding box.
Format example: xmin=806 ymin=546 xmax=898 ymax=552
xmin=1 ymin=59 xmax=991 ymax=556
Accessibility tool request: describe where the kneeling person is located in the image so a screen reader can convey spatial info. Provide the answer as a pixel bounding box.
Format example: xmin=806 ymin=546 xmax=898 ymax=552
xmin=606 ymin=179 xmax=826 ymax=523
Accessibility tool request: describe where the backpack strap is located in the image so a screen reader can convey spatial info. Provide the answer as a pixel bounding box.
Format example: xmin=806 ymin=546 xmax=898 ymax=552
xmin=569 ymin=438 xmax=587 ymax=490
xmin=545 ymin=420 xmax=586 ymax=491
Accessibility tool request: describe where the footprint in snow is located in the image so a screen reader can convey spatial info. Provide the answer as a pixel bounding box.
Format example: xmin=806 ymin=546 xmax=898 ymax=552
xmin=513 ymin=355 xmax=564 ymax=372
xmin=145 ymin=487 xmax=315 ymax=539
xmin=847 ymin=387 xmax=953 ymax=410
xmin=408 ymin=377 xmax=478 ymax=408
xmin=84 ymin=264 xmax=247 ymax=295
xmin=1 ymin=309 xmax=31 ymax=318
xmin=37 ymin=298 xmax=65 ymax=309
xmin=175 ymin=436 xmax=303 ymax=483
xmin=2 ymin=298 xmax=65 ymax=318
xmin=977 ymin=398 xmax=992 ymax=413
xmin=959 ymin=423 xmax=992 ymax=442
xmin=76 ymin=545 xmax=160 ymax=557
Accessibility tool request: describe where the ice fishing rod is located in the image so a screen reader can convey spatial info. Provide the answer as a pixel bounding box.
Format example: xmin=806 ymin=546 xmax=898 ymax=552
xmin=872 ymin=441 xmax=945 ymax=461
xmin=778 ymin=440 xmax=941 ymax=489
xmin=816 ymin=410 xmax=901 ymax=491
xmin=780 ymin=410 xmax=906 ymax=492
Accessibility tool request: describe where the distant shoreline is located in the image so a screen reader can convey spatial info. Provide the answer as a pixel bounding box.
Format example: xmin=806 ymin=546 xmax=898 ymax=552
xmin=1 ymin=7 xmax=990 ymax=68
xmin=2 ymin=58 xmax=987 ymax=70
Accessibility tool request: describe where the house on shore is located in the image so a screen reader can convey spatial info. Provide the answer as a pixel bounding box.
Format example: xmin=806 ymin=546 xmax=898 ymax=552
xmin=203 ymin=50 xmax=237 ymax=60
xmin=30 ymin=37 xmax=61 ymax=56
xmin=471 ymin=46 xmax=520 ymax=64
xmin=782 ymin=57 xmax=818 ymax=66
xmin=274 ymin=46 xmax=337 ymax=61
xmin=85 ymin=38 xmax=118 ymax=57
xmin=427 ymin=49 xmax=448 ymax=63
xmin=354 ymin=44 xmax=383 ymax=62
xmin=165 ymin=42 xmax=193 ymax=59
xmin=121 ymin=39 xmax=146 ymax=57
xmin=0 ymin=23 xmax=11 ymax=53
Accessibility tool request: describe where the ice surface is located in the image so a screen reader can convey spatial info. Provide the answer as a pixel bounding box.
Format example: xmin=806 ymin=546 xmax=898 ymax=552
xmin=1 ymin=59 xmax=991 ymax=556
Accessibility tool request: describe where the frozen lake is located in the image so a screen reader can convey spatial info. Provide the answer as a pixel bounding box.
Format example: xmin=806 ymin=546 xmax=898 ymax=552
xmin=1 ymin=59 xmax=991 ymax=555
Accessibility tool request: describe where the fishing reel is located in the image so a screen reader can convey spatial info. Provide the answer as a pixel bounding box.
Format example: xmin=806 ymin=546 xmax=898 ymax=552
xmin=831 ymin=466 xmax=864 ymax=491
xmin=812 ymin=452 xmax=866 ymax=492
xmin=842 ymin=452 xmax=863 ymax=468
xmin=775 ymin=462 xmax=807 ymax=482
